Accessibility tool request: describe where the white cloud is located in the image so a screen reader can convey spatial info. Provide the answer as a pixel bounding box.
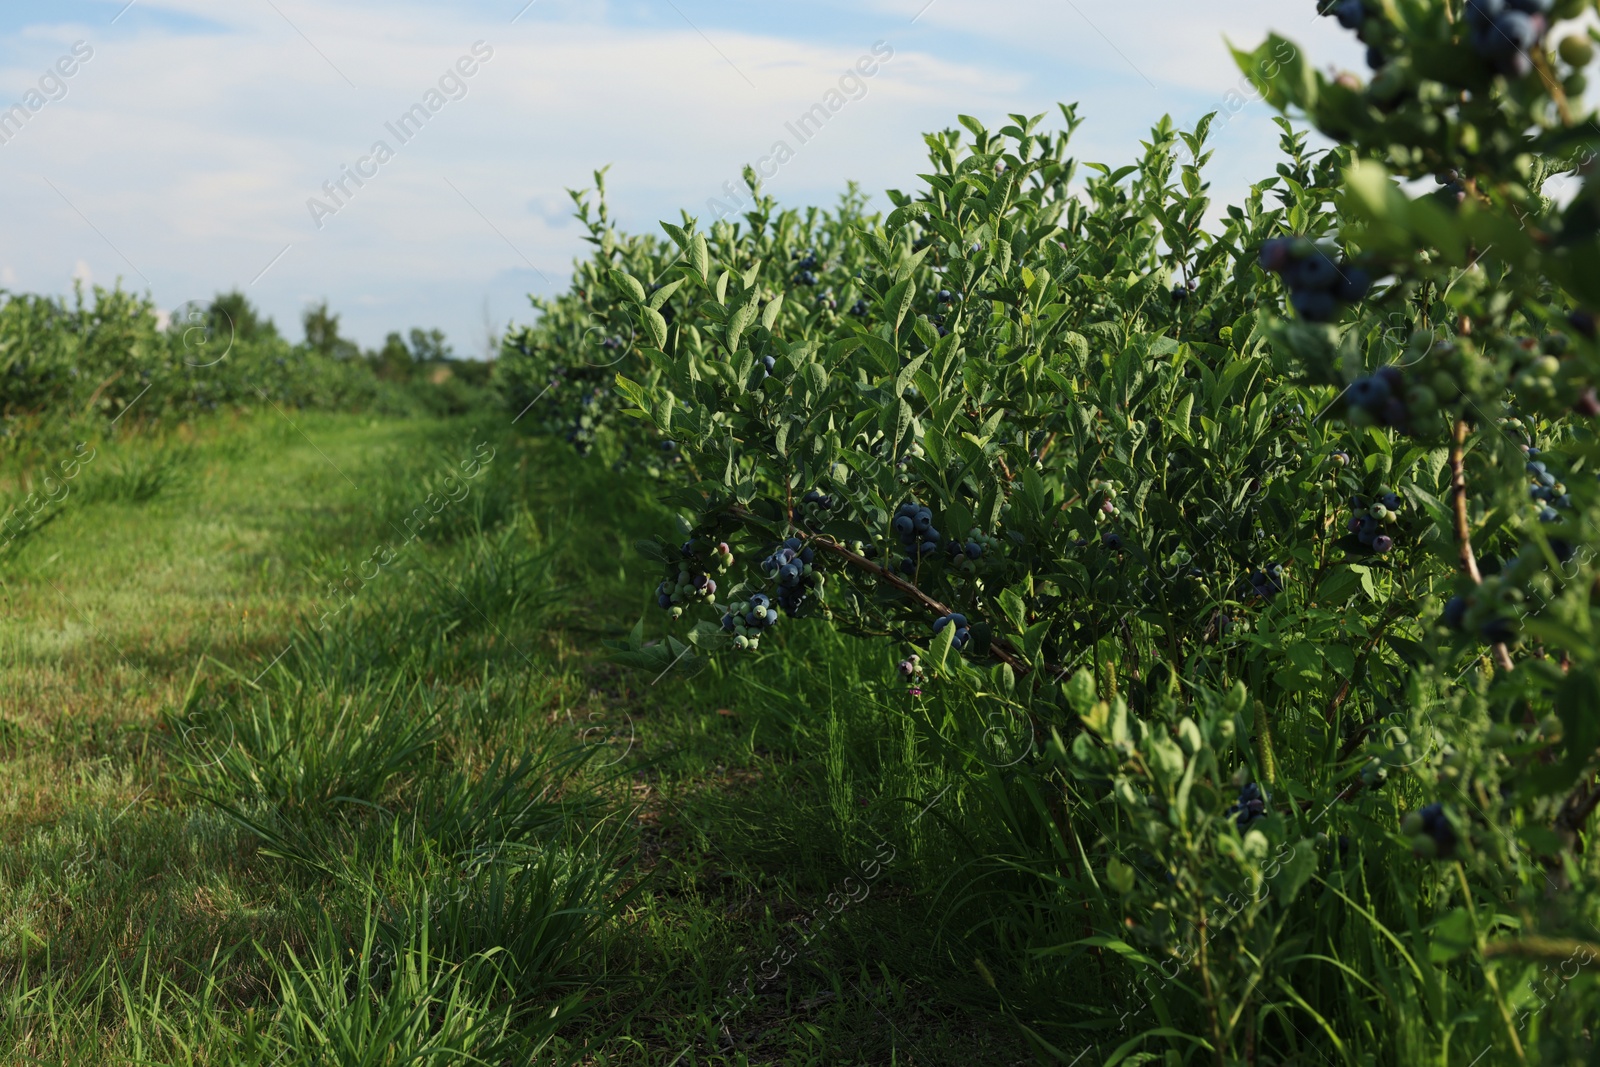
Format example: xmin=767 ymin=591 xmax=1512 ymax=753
xmin=0 ymin=0 xmax=1365 ymax=350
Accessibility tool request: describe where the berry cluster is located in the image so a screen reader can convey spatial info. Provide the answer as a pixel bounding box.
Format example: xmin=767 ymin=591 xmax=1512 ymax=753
xmin=1091 ymin=478 xmax=1122 ymax=523
xmin=849 ymin=299 xmax=869 ymax=318
xmin=761 ymin=537 xmax=821 ymax=615
xmin=1228 ymin=782 xmax=1268 ymax=829
xmin=1347 ymin=489 xmax=1404 ymax=555
xmin=1401 ymin=802 xmax=1458 ymax=859
xmin=1465 ymin=0 xmax=1550 ymax=78
xmin=656 ymin=539 xmax=734 ymax=619
xmin=799 ymin=489 xmax=836 ymax=527
xmin=1441 ymin=578 xmax=1522 ymax=645
xmin=1509 ymin=340 xmax=1592 ymax=415
xmin=897 ymin=652 xmax=925 ymax=696
xmin=722 ymin=592 xmax=780 ymax=651
xmin=891 ymin=502 xmax=941 ymax=574
xmin=946 ymin=528 xmax=998 ymax=573
xmin=816 ymin=292 xmax=838 ymax=312
xmin=792 ymin=250 xmax=820 ymax=287
xmin=1526 ymin=457 xmax=1570 ymax=524
xmin=1344 ymin=365 xmax=1434 ymax=434
xmin=1319 ymin=0 xmax=1385 ymax=68
xmin=1258 ymin=238 xmax=1371 ymax=322
xmin=1324 ymin=0 xmax=1365 ymax=30
xmin=1243 ymin=563 xmax=1286 ymax=600
xmin=933 ymin=612 xmax=972 ymax=650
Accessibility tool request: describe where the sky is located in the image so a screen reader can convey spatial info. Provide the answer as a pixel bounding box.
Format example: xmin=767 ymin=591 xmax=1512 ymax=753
xmin=0 ymin=1 xmax=1365 ymax=359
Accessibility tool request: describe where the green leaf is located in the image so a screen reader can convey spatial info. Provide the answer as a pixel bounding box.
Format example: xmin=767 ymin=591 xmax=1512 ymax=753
xmin=610 ymin=269 xmax=647 ymax=305
xmin=999 ymin=588 xmax=1028 ymax=635
xmin=1063 ymin=668 xmax=1096 ymax=715
xmin=640 ymin=307 xmax=668 ymax=349
xmin=929 ymin=615 xmax=957 ymax=673
xmin=761 ymin=293 xmax=784 ymax=330
xmin=692 ymin=234 xmax=710 ymax=281
xmin=887 ymin=279 xmax=915 ymax=334
xmin=727 ymin=299 xmax=758 ymax=354
xmin=649 ymin=277 xmax=685 ymax=310
xmin=1272 ymin=842 xmax=1317 ymax=907
xmin=1427 ymin=907 xmax=1475 ymax=963
xmin=614 ymin=374 xmax=650 ymax=414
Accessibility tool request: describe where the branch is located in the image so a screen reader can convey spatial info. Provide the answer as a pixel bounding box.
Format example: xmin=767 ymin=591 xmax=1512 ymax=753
xmin=1555 ymin=772 xmax=1600 ymax=844
xmin=808 ymin=535 xmax=1031 ymax=676
xmin=1323 ymin=604 xmax=1408 ymax=723
xmin=1449 ymin=418 xmax=1516 ymax=674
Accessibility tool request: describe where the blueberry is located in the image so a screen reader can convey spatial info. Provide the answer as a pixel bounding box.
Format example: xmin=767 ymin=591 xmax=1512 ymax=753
xmin=966 ymin=541 xmax=983 ymax=559
xmin=1291 ymin=289 xmax=1338 ymax=322
xmin=1443 ymin=596 xmax=1469 ymax=630
xmin=1258 ymin=238 xmax=1293 ymax=273
xmin=1347 ymin=376 xmax=1391 ymax=410
xmin=1335 ymin=268 xmax=1372 ymax=302
xmin=1228 ymin=782 xmax=1268 ymax=828
xmin=1334 ymin=0 xmax=1365 ymax=28
xmin=893 ymin=515 xmax=915 ymax=538
xmin=1290 ymin=253 xmax=1340 ymax=291
xmin=1380 ymin=492 xmax=1401 ymax=511
xmin=1373 ymin=534 xmax=1394 ymax=554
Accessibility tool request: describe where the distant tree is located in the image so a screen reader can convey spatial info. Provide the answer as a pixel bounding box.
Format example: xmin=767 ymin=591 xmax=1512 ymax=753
xmin=302 ymin=301 xmax=360 ymax=360
xmin=407 ymin=328 xmax=453 ymax=364
xmin=207 ymin=290 xmax=276 ymax=342
xmin=372 ymin=331 xmax=414 ymax=382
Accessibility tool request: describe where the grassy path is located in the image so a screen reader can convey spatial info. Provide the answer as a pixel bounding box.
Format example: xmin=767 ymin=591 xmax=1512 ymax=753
xmin=0 ymin=411 xmax=1042 ymax=1065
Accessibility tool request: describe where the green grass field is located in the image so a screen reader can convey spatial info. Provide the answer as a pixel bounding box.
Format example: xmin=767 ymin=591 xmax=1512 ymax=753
xmin=0 ymin=410 xmax=1054 ymax=1065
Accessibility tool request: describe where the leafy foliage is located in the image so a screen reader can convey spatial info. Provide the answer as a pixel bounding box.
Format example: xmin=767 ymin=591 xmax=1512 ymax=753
xmin=500 ymin=2 xmax=1600 ymax=1057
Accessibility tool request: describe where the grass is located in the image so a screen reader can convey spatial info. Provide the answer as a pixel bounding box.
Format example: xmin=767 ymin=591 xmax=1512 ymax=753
xmin=0 ymin=408 xmax=1052 ymax=1065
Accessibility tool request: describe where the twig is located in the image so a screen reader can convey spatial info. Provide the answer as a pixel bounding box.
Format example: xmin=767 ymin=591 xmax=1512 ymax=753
xmin=1449 ymin=418 xmax=1515 ymax=673
xmin=807 ymin=535 xmax=1030 ymax=675
xmin=1323 ymin=604 xmax=1407 ymax=723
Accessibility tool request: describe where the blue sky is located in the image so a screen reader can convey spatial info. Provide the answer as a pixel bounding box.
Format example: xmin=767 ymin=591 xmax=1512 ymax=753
xmin=0 ymin=0 xmax=1363 ymax=357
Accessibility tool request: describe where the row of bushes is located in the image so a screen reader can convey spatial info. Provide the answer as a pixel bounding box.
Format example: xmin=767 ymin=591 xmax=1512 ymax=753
xmin=494 ymin=1 xmax=1600 ymax=1060
xmin=0 ymin=286 xmax=495 ymax=460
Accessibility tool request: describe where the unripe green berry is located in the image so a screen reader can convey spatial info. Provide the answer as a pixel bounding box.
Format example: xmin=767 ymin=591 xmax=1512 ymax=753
xmin=1559 ymin=35 xmax=1594 ymax=69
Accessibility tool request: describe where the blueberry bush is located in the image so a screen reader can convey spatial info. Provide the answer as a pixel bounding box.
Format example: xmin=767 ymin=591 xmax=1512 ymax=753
xmin=0 ymin=286 xmax=487 ymax=461
xmin=500 ymin=2 xmax=1600 ymax=1058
